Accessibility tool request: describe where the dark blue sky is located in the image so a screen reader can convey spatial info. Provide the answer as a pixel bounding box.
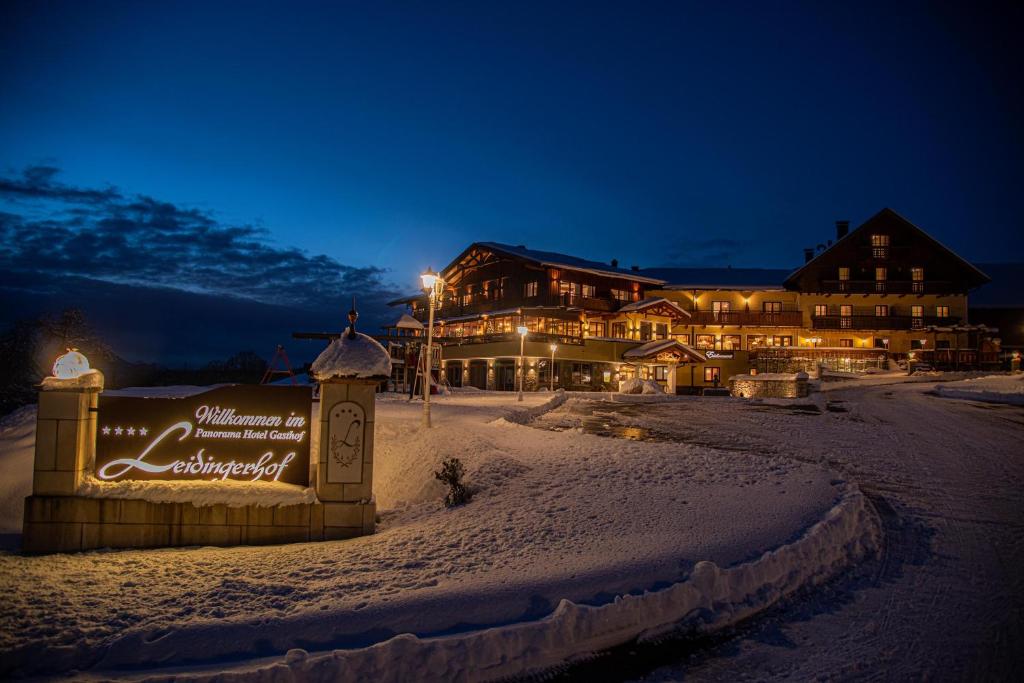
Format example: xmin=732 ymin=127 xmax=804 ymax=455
xmin=1 ymin=1 xmax=1021 ymax=362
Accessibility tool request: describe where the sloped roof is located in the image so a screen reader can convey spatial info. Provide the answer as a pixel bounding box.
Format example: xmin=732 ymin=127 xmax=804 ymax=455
xmin=639 ymin=266 xmax=790 ymax=290
xmin=391 ymin=313 xmax=424 ymax=330
xmin=783 ymin=207 xmax=990 ymax=288
xmin=475 ymin=242 xmax=666 ymax=284
xmin=622 ymin=339 xmax=707 ymax=363
xmin=616 ymin=296 xmax=691 ymax=318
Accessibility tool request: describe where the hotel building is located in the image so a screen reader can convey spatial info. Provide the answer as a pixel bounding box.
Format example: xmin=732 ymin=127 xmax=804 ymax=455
xmin=386 ymin=208 xmax=1000 ymax=393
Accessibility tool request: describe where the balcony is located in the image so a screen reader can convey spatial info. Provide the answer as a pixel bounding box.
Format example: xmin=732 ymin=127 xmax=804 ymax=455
xmin=811 ymin=315 xmax=957 ymax=331
xmin=692 ymin=310 xmax=803 ymax=327
xmin=820 ymin=280 xmax=954 ymax=294
xmin=435 ymin=331 xmax=585 ymax=346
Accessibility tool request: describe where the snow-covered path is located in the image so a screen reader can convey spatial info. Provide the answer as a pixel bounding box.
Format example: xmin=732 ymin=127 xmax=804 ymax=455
xmin=551 ymin=382 xmax=1024 ymax=681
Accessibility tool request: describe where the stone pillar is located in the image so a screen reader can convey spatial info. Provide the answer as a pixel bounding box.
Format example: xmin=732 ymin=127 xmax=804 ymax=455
xmin=666 ymin=362 xmax=677 ymax=395
xmin=316 ymin=378 xmax=378 ymax=539
xmin=33 ymin=383 xmax=100 ymax=496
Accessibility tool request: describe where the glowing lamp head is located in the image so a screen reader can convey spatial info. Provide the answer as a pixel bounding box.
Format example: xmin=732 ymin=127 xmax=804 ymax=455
xmin=517 ymin=325 xmax=528 ymax=336
xmin=52 ymin=349 xmax=90 ymax=380
xmin=550 ymin=343 xmax=558 ymax=352
xmin=420 ymin=268 xmax=438 ymax=291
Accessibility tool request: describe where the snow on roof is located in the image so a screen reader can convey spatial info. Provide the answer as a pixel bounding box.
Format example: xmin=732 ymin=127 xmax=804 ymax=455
xmin=640 ymin=267 xmax=791 ymax=290
xmin=622 ymin=339 xmax=708 ymax=362
xmin=311 ymin=328 xmax=392 ymax=380
xmin=392 ymin=313 xmax=424 ymax=330
xmin=477 ymin=242 xmax=667 ymax=284
xmin=617 ymin=297 xmax=691 ymax=317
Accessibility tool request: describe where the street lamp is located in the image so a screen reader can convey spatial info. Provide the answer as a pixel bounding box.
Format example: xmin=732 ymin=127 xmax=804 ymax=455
xmin=549 ymin=343 xmax=557 ymax=391
xmin=517 ymin=325 xmax=528 ymax=401
xmin=420 ymin=267 xmax=445 ymax=427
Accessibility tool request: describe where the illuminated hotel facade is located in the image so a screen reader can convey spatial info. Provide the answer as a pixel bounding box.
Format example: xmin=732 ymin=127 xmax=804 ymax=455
xmin=387 ymin=208 xmax=1000 ymax=392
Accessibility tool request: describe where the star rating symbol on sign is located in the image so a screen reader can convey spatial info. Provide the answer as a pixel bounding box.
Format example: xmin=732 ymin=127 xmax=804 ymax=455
xmin=139 ymin=427 xmax=148 ymax=436
xmin=102 ymin=426 xmax=111 ymax=436
xmin=127 ymin=427 xmax=135 ymax=436
xmin=114 ymin=426 xmax=123 ymax=436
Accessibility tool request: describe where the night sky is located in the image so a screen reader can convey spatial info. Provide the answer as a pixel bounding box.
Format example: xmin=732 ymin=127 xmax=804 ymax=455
xmin=2 ymin=1 xmax=1021 ymax=364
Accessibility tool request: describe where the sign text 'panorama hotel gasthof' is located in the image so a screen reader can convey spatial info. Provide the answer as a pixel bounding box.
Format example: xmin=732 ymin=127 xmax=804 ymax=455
xmin=95 ymin=385 xmax=312 ymax=488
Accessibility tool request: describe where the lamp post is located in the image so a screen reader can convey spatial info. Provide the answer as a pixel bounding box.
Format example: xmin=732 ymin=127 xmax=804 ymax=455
xmin=549 ymin=343 xmax=557 ymax=391
xmin=517 ymin=325 xmax=528 ymax=401
xmin=420 ymin=267 xmax=445 ymax=427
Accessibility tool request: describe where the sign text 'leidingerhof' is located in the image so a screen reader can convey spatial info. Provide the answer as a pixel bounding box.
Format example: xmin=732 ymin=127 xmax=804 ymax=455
xmin=95 ymin=385 xmax=312 ymax=487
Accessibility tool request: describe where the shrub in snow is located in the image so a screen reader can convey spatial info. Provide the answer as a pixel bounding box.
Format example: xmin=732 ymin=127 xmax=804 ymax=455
xmin=434 ymin=458 xmax=472 ymax=507
xmin=619 ymin=378 xmax=644 ymax=394
xmin=641 ymin=379 xmax=663 ymax=394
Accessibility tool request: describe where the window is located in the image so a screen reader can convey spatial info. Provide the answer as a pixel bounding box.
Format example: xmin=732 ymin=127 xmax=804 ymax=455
xmin=653 ymin=366 xmax=668 ymax=381
xmin=911 ymin=305 xmax=923 ymax=329
xmin=589 ymin=321 xmax=607 ymax=337
xmin=838 ymin=267 xmax=850 ymax=291
xmin=772 ymin=335 xmax=793 ymax=347
xmin=559 ymin=281 xmax=578 ymax=303
xmin=571 ymin=363 xmax=592 ymax=386
xmin=875 ymin=305 xmax=889 ymax=317
xmin=911 ymin=339 xmax=924 ymax=350
xmin=673 ymin=332 xmax=691 ymax=344
xmin=611 ymin=288 xmax=630 ymax=303
xmin=581 ymin=284 xmax=596 ymax=299
xmin=523 ymin=281 xmax=538 ymax=298
xmin=640 ymin=321 xmax=653 ymax=341
xmin=871 ymin=234 xmax=890 ymax=258
xmin=721 ymin=334 xmax=741 ymax=350
xmin=875 ymin=267 xmax=887 ymax=292
xmin=762 ymin=301 xmax=782 ymax=313
xmin=712 ymin=301 xmax=730 ymax=319
xmin=655 ymin=323 xmax=669 ymax=340
xmin=611 ymin=322 xmax=627 ymax=338
xmin=911 ymin=267 xmax=924 ymax=293
xmin=704 ymin=367 xmax=721 ymax=384
xmin=936 ymin=305 xmax=949 ymax=318
xmin=840 ymin=338 xmax=854 ymax=348
xmin=840 ymin=304 xmax=853 ymax=328
xmin=814 ymin=304 xmax=828 ymax=317
xmin=747 ymin=335 xmax=767 ymax=349
xmin=838 ymin=267 xmax=850 ymax=280
xmin=695 ymin=334 xmax=716 ymax=349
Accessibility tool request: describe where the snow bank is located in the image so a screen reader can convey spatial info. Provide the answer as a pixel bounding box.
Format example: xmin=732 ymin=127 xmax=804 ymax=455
xmin=133 ymin=487 xmax=878 ymax=683
xmin=619 ymin=378 xmax=663 ymax=394
xmin=0 ymin=406 xmax=36 ymax=534
xmin=498 ymin=389 xmax=568 ymax=425
xmin=932 ymin=373 xmax=1024 ymax=405
xmin=641 ymin=379 xmax=664 ymax=394
xmin=310 ymin=328 xmax=392 ymax=380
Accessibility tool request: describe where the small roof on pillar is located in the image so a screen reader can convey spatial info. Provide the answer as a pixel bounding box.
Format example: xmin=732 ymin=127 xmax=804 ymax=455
xmin=390 ymin=313 xmax=424 ymax=330
xmin=616 ymin=297 xmax=691 ymax=319
xmin=622 ymin=339 xmax=707 ymax=363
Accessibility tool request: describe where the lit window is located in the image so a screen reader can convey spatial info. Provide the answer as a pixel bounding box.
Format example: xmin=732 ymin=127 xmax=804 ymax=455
xmin=589 ymin=321 xmax=607 ymax=337
xmin=611 ymin=322 xmax=627 ymax=338
xmin=911 ymin=267 xmax=924 ymax=293
xmin=936 ymin=306 xmax=949 ymax=318
xmin=871 ymin=234 xmax=890 ymax=258
xmin=704 ymin=367 xmax=721 ymax=383
xmin=762 ymin=301 xmax=782 ymax=313
xmin=838 ymin=267 xmax=850 ymax=280
xmin=582 ymin=284 xmax=596 ymax=298
xmin=875 ymin=267 xmax=887 ymax=292
xmin=814 ymin=304 xmax=828 ymax=317
xmin=840 ymin=339 xmax=854 ymax=348
xmin=523 ymin=281 xmax=538 ymax=298
xmin=721 ymin=334 xmax=741 ymax=350
xmin=911 ymin=305 xmax=923 ymax=317
xmin=612 ymin=288 xmax=630 ymax=303
xmin=695 ymin=334 xmax=715 ymax=349
xmin=654 ymin=366 xmax=668 ymax=381
xmin=875 ymin=305 xmax=889 ymax=317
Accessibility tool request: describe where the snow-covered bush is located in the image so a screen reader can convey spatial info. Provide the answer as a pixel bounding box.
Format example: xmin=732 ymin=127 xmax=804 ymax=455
xmin=619 ymin=378 xmax=644 ymax=394
xmin=434 ymin=458 xmax=472 ymax=507
xmin=641 ymin=379 xmax=663 ymax=394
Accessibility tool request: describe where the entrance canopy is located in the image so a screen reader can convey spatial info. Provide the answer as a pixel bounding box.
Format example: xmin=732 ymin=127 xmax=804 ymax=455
xmin=622 ymin=339 xmax=707 ymax=363
xmin=615 ymin=297 xmax=691 ymax=320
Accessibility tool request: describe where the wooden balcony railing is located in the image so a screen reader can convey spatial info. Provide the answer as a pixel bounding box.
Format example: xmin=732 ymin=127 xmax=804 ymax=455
xmin=811 ymin=315 xmax=957 ymax=331
xmin=820 ymin=280 xmax=953 ymax=294
xmin=691 ymin=310 xmax=803 ymax=327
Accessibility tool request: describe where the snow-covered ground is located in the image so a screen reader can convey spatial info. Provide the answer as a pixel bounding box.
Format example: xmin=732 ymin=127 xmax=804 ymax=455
xmin=526 ymin=382 xmax=1023 ymax=681
xmin=0 ymin=389 xmax=873 ymax=679
xmin=931 ymin=372 xmax=1024 ymax=405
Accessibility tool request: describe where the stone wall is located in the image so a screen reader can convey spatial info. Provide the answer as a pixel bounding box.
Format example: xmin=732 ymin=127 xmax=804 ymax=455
xmin=730 ymin=374 xmax=809 ymax=399
xmin=22 ymin=495 xmax=374 ymax=553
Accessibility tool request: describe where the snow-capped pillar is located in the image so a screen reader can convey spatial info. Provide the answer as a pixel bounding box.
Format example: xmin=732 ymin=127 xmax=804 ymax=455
xmin=33 ymin=353 xmax=104 ymax=496
xmin=310 ymin=306 xmax=392 ymax=540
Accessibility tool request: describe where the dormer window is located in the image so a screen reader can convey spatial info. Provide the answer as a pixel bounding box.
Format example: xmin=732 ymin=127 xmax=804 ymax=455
xmin=871 ymin=234 xmax=890 ymax=258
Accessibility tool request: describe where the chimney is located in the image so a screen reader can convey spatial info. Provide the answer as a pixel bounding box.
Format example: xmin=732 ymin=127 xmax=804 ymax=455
xmin=836 ymin=220 xmax=850 ymax=240
xmin=630 ymin=265 xmax=639 ymax=271
xmin=611 ymin=258 xmax=619 ymax=268
xmin=804 ymin=247 xmax=814 ymax=263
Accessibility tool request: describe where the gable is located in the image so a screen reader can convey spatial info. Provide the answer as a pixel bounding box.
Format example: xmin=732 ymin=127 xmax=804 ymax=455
xmin=784 ymin=208 xmax=989 ymax=293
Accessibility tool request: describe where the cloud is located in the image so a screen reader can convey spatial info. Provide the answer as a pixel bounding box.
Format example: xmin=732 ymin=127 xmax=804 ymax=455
xmin=0 ymin=165 xmax=402 ymax=363
xmin=0 ymin=165 xmax=399 ymax=311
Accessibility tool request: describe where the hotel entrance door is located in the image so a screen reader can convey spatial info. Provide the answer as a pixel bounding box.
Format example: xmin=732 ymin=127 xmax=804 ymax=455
xmin=468 ymin=360 xmax=488 ymax=389
xmin=495 ymin=360 xmax=516 ymax=391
